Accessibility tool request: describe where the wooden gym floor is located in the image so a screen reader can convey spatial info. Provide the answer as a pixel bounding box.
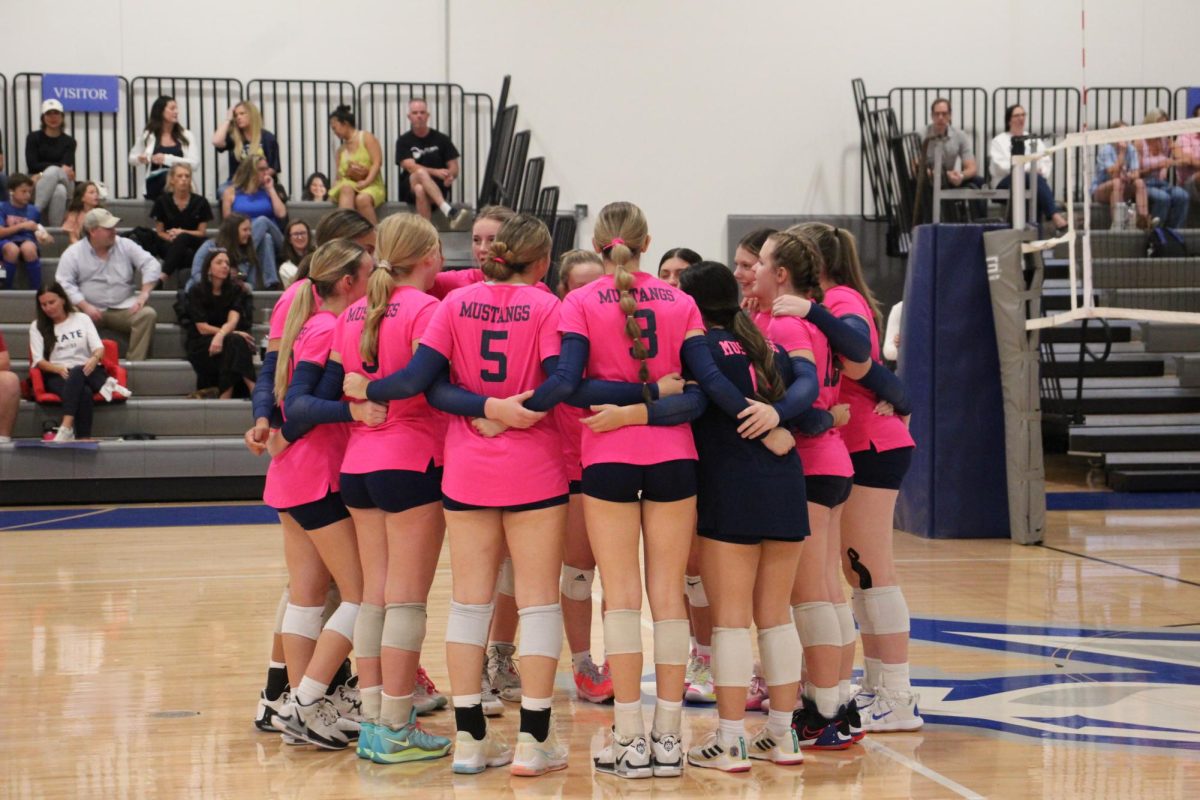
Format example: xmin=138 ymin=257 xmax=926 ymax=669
xmin=1 ymin=475 xmax=1198 ymax=798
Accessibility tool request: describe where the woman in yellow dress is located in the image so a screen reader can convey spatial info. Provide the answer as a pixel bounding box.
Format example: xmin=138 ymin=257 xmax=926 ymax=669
xmin=328 ymin=105 xmax=385 ymax=224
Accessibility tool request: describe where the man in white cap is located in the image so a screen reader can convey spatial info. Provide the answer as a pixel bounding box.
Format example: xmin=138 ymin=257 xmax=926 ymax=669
xmin=26 ymin=99 xmax=76 ymax=226
xmin=56 ymin=208 xmax=161 ymax=360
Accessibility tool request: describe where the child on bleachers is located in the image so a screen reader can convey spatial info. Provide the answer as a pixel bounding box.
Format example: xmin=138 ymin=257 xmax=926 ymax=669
xmin=0 ymin=174 xmax=52 ymax=289
xmin=62 ymin=182 xmax=103 ymax=244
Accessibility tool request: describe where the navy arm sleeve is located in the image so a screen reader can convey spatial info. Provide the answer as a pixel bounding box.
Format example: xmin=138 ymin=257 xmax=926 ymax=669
xmin=773 ymin=357 xmax=820 ymax=421
xmin=364 ymin=344 xmax=448 ymax=403
xmin=856 ymin=361 xmax=912 ymax=416
xmin=252 ymin=349 xmax=279 ymax=422
xmin=646 ymin=383 xmax=708 ymax=426
xmin=425 ymin=369 xmax=488 ymax=418
xmin=280 ymin=360 xmax=352 ymax=442
xmin=792 ymin=407 xmax=835 ymax=437
xmin=681 ymin=336 xmax=751 ymax=418
xmin=805 ymin=303 xmax=872 ymax=362
xmin=525 ymin=334 xmax=587 ymax=411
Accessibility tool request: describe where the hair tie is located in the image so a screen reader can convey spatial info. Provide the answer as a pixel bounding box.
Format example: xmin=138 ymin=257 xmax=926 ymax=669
xmin=373 ymin=259 xmax=391 ymax=271
xmin=610 ymin=238 xmax=625 ymax=248
xmin=493 ymin=256 xmax=508 ymax=265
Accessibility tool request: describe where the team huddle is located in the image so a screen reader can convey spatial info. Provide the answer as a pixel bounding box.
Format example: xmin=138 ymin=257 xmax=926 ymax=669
xmin=245 ymin=200 xmax=918 ymax=779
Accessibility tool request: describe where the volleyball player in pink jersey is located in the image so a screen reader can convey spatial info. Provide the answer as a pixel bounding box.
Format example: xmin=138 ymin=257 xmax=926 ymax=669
xmin=774 ymin=222 xmax=919 ymax=733
xmin=324 ymin=213 xmax=455 ymax=764
xmin=754 ymin=231 xmax=856 ymax=750
xmin=343 ymin=214 xmax=571 ymax=776
xmin=265 ymin=239 xmax=384 ymax=750
xmin=246 ymin=209 xmax=375 ymax=734
xmin=552 ymin=249 xmax=617 ymax=704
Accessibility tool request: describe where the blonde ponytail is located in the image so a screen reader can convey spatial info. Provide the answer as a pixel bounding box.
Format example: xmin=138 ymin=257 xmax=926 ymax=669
xmin=361 ymin=213 xmax=439 ymax=364
xmin=594 ymin=201 xmax=652 ymax=400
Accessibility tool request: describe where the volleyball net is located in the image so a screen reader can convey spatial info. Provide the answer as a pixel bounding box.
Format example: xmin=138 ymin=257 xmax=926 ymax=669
xmin=1021 ymin=116 xmax=1200 ymax=331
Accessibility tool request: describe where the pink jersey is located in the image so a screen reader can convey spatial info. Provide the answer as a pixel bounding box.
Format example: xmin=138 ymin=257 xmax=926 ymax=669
xmin=823 ymin=285 xmax=914 ymax=453
xmin=430 ymin=268 xmax=484 ymax=300
xmin=555 ymin=403 xmax=586 ymax=482
xmin=335 ymin=286 xmax=448 ymax=475
xmin=768 ymin=315 xmax=852 ymax=478
xmin=268 ymin=281 xmax=319 ymax=340
xmin=263 ymin=311 xmax=349 ymax=509
xmin=559 ymin=270 xmax=705 ymax=467
xmin=751 ymin=310 xmax=772 ymax=335
xmin=420 ymin=282 xmax=566 ymax=506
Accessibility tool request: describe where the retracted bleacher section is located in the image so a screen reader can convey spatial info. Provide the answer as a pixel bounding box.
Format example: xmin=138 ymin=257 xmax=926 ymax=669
xmin=0 ymin=72 xmax=578 ymax=504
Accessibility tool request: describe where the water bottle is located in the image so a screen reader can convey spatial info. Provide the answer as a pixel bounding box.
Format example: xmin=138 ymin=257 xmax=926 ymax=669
xmin=1125 ymin=202 xmax=1137 ymax=231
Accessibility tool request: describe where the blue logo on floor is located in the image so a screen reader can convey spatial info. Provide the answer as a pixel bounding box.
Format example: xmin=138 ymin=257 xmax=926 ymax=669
xmin=910 ymin=618 xmax=1200 ymax=750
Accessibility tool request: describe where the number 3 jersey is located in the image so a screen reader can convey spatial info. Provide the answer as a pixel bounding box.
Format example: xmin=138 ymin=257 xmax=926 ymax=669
xmin=335 ymin=285 xmax=447 ymax=476
xmin=559 ymin=270 xmax=706 ymax=468
xmin=421 ymin=281 xmax=566 ymax=506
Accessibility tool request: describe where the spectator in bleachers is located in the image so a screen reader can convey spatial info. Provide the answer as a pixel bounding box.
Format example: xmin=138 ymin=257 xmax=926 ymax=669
xmin=1174 ymin=103 xmax=1200 ymax=204
xmin=151 ymin=163 xmax=213 ymax=285
xmin=925 ymin=98 xmax=983 ymax=190
xmin=0 ymin=330 xmax=18 ymax=443
xmin=29 ymin=282 xmax=112 ymax=441
xmin=1137 ymin=109 xmax=1189 ymax=229
xmin=395 ymin=98 xmax=470 ymax=229
xmin=302 ymin=172 xmax=330 ymax=202
xmin=657 ymin=246 xmax=702 ymax=288
xmin=1092 ymin=122 xmax=1152 ymax=230
xmin=62 ymin=182 xmax=103 ymax=244
xmin=1 ymin=174 xmax=52 ymax=290
xmin=327 ymin=105 xmax=385 ymax=224
xmin=25 ymin=100 xmax=76 ymax=227
xmin=221 ymin=157 xmax=285 ymax=289
xmin=128 ymin=96 xmax=199 ymax=201
xmin=211 ymin=101 xmax=280 ymax=192
xmin=189 ymin=213 xmax=259 ymax=291
xmin=177 ymin=248 xmax=256 ymax=399
xmin=989 ymin=104 xmax=1069 ymax=235
xmin=278 ymin=220 xmax=314 ymax=287
xmin=57 ymin=209 xmax=160 ymax=360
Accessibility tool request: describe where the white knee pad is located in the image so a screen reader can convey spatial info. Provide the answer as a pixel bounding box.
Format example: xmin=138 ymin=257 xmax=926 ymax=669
xmin=273 ymin=587 xmax=291 ymax=636
xmin=833 ymin=602 xmax=857 ymax=647
xmin=792 ymin=601 xmax=842 ymax=648
xmin=683 ymin=575 xmax=709 ymax=608
xmin=446 ymin=601 xmax=494 ymax=648
xmin=653 ymin=618 xmax=690 ymax=666
xmin=851 ymin=589 xmax=875 ymax=635
xmin=353 ymin=603 xmax=385 ymax=658
xmin=281 ymin=603 xmax=324 ymax=641
xmin=560 ymin=564 xmax=595 ymax=601
xmin=710 ymin=627 xmax=753 ymax=688
xmin=758 ymin=623 xmax=803 ymax=686
xmin=495 ymin=558 xmax=515 ymax=597
xmin=324 ymin=602 xmax=360 ymax=641
xmin=382 ymin=603 xmax=427 ymax=652
xmin=602 ymin=609 xmax=643 ymax=656
xmin=864 ymin=586 xmax=910 ymax=635
xmin=518 ymin=603 xmax=564 ymax=659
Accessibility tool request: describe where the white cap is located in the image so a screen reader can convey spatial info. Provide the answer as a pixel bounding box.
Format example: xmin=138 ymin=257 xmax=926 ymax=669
xmin=41 ymin=99 xmax=64 ymax=116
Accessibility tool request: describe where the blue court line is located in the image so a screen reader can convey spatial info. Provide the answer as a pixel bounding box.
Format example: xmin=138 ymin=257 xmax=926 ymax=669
xmin=0 ymin=504 xmax=278 ymax=531
xmin=1046 ymin=491 xmax=1200 ymax=511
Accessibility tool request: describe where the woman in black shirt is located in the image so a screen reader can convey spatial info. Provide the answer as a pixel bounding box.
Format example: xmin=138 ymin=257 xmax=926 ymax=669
xmin=177 ymin=247 xmax=255 ymax=399
xmin=25 ymin=99 xmax=76 ymax=226
xmin=151 ymin=164 xmax=214 ymax=284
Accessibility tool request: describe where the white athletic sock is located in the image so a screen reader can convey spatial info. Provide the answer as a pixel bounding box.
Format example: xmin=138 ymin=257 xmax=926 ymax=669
xmin=380 ymin=692 xmax=413 ymax=729
xmin=453 ymin=693 xmax=482 ymax=708
xmin=439 ymin=201 xmax=453 ymax=215
xmin=653 ymin=698 xmax=683 ymax=735
xmin=767 ymin=708 xmax=793 ymax=738
xmin=695 ymin=643 xmax=712 ymax=660
xmin=881 ymin=661 xmax=911 ymax=692
xmin=839 ymin=679 xmax=853 ymax=705
xmin=360 ymin=685 xmax=382 ymax=722
xmin=864 ymin=657 xmax=884 ymax=691
xmin=521 ymin=695 xmax=552 ymax=712
xmin=717 ymin=718 xmax=745 ymax=747
xmin=806 ymin=682 xmax=840 ymax=719
xmin=614 ymin=699 xmax=644 ymax=739
xmin=269 ymin=660 xmax=286 ymax=671
xmin=296 ymin=676 xmax=328 ymax=706
xmin=571 ymin=650 xmax=591 ymax=671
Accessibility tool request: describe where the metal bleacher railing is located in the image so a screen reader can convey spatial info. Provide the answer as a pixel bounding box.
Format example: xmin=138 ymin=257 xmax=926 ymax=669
xmin=3 ymin=72 xmax=497 ymax=207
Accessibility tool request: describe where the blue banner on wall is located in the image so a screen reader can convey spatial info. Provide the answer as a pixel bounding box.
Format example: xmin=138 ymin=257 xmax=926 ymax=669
xmin=42 ymin=74 xmax=120 ymax=113
xmin=1187 ymin=88 xmax=1200 ymax=119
